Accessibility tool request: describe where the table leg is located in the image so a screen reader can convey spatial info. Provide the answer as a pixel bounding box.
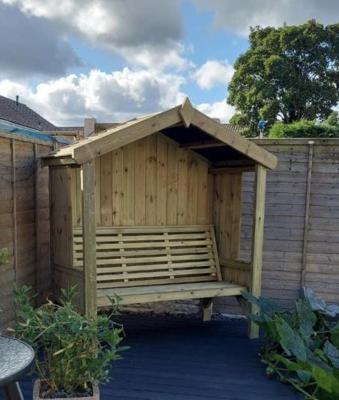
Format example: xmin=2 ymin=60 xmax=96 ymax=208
xmin=4 ymin=382 xmax=24 ymax=400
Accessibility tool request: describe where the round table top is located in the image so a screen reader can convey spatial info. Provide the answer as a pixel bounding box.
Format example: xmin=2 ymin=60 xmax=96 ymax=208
xmin=0 ymin=336 xmax=35 ymax=387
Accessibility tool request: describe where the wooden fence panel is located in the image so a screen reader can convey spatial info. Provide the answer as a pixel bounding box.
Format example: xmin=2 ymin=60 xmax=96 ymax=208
xmin=0 ymin=134 xmax=52 ymax=329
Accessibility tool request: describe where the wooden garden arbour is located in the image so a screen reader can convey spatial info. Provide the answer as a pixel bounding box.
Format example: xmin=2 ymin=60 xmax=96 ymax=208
xmin=44 ymin=98 xmax=277 ymax=338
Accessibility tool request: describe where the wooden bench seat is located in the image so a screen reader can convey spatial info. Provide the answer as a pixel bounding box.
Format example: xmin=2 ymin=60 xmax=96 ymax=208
xmin=73 ymin=225 xmax=246 ymax=309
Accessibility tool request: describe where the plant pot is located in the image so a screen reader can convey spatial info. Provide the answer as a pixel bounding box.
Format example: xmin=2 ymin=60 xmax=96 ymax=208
xmin=33 ymin=380 xmax=100 ymax=400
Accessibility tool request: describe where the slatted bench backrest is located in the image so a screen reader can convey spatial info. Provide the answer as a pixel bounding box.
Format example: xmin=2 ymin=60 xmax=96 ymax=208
xmin=73 ymin=225 xmax=221 ymax=289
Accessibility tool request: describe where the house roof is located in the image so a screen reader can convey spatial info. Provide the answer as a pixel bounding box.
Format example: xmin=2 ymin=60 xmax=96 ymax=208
xmin=0 ymin=95 xmax=57 ymax=131
xmin=44 ymin=98 xmax=277 ymax=170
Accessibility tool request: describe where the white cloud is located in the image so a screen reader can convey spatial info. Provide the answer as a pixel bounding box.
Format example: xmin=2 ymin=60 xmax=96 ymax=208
xmin=197 ymin=99 xmax=235 ymax=123
xmin=0 ymin=68 xmax=186 ymax=125
xmin=193 ymin=0 xmax=339 ymax=36
xmin=1 ymin=0 xmax=186 ymax=69
xmin=194 ymin=60 xmax=234 ymax=90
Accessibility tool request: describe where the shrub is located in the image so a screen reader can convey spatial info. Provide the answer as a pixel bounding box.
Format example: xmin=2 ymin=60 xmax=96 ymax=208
xmin=243 ymin=289 xmax=339 ymax=399
xmin=269 ymin=120 xmax=339 ymax=138
xmin=12 ymin=285 xmax=126 ymax=398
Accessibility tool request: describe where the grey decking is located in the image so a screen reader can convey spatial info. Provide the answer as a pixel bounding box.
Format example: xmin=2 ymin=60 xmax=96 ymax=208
xmin=1 ymin=315 xmax=302 ymax=400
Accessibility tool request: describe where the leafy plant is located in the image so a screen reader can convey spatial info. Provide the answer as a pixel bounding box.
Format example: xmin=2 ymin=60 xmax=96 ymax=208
xmin=243 ymin=289 xmax=339 ymax=399
xmin=12 ymin=285 xmax=126 ymax=398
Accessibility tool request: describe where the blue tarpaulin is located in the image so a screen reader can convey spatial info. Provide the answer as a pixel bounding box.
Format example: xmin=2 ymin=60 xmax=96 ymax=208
xmin=0 ymin=119 xmax=70 ymax=145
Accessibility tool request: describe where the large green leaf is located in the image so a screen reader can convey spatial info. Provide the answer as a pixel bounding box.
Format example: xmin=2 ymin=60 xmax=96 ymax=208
xmin=295 ymin=299 xmax=317 ymax=340
xmin=324 ymin=341 xmax=339 ymax=369
xmin=276 ymin=318 xmax=307 ymax=362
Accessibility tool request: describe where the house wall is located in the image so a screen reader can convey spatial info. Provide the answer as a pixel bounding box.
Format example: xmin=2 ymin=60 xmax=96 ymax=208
xmin=71 ymin=134 xmax=213 ymax=228
xmin=0 ymin=134 xmax=51 ymax=329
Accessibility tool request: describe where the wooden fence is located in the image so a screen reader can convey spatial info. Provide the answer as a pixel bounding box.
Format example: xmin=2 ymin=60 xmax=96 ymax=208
xmin=215 ymin=138 xmax=339 ymax=313
xmin=0 ymin=132 xmax=52 ymax=328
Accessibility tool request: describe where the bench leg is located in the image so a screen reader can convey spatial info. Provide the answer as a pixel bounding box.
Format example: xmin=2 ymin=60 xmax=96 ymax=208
xmin=201 ymin=298 xmax=213 ymax=321
xmin=4 ymin=382 xmax=23 ymax=400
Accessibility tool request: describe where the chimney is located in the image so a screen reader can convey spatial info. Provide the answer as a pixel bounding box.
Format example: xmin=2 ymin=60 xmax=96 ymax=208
xmin=16 ymin=95 xmax=19 ymax=106
xmin=84 ymin=118 xmax=96 ymax=137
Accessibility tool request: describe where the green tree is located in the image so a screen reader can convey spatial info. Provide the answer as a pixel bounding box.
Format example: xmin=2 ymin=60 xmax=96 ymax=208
xmin=228 ymin=20 xmax=339 ymax=135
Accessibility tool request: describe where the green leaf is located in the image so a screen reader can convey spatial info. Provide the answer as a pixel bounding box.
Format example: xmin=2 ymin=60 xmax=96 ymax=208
xmin=276 ymin=318 xmax=307 ymax=362
xmin=324 ymin=341 xmax=339 ymax=369
xmin=312 ymin=366 xmax=333 ymax=393
xmin=295 ymin=299 xmax=316 ymax=339
xmin=331 ymin=323 xmax=339 ymax=348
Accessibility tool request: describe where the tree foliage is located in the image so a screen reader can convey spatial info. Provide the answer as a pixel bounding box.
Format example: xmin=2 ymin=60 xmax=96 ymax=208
xmin=228 ymin=20 xmax=339 ymax=132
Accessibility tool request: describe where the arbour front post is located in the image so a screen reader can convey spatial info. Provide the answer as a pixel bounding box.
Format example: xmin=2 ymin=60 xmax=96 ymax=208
xmin=81 ymin=160 xmax=97 ymax=317
xmin=249 ymin=164 xmax=267 ymax=339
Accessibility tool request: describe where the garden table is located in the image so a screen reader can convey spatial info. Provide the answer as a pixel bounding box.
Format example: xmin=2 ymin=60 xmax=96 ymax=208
xmin=0 ymin=336 xmax=34 ymax=400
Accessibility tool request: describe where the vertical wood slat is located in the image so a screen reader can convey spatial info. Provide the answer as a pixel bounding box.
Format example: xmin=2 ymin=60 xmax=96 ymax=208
xmin=123 ymin=142 xmax=135 ymax=225
xmin=100 ymin=153 xmax=112 ymax=226
xmin=249 ymin=164 xmax=267 ymax=339
xmin=187 ymin=152 xmax=198 ymax=224
xmin=112 ymin=148 xmax=124 ymax=225
xmin=82 ymin=160 xmax=97 ymax=317
xmin=156 ymin=136 xmax=167 ymax=225
xmin=177 ymin=148 xmax=188 ymax=224
xmin=135 ymin=139 xmax=146 ymax=225
xmin=166 ymin=141 xmax=178 ymax=224
xmin=10 ymin=139 xmax=17 ymax=283
xmin=301 ymin=141 xmax=314 ymax=287
xmin=145 ymin=136 xmax=157 ymax=224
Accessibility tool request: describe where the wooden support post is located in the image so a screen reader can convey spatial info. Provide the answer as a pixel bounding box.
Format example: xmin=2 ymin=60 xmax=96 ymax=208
xmin=301 ymin=141 xmax=314 ymax=288
xmin=249 ymin=164 xmax=267 ymax=339
xmin=201 ymin=298 xmax=213 ymax=321
xmin=82 ymin=161 xmax=97 ymax=317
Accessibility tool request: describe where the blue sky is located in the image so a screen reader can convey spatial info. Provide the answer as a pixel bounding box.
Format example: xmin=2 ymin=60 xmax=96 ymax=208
xmin=0 ymin=0 xmax=337 ymax=126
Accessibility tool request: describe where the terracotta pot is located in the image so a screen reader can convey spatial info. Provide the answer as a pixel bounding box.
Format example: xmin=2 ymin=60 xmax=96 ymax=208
xmin=32 ymin=380 xmax=100 ymax=400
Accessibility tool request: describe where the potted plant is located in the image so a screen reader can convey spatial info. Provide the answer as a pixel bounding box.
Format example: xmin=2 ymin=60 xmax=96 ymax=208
xmin=12 ymin=285 xmax=126 ymax=399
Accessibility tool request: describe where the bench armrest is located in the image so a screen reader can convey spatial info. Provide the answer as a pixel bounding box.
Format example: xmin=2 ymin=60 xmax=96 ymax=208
xmin=219 ymin=258 xmax=251 ymax=288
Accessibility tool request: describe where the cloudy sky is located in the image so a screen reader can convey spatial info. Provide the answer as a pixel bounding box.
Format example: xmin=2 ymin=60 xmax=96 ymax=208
xmin=0 ymin=0 xmax=338 ymax=126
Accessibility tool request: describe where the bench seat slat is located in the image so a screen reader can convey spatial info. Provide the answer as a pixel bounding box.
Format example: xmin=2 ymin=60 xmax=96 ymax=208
xmin=97 ymin=282 xmax=245 ymax=305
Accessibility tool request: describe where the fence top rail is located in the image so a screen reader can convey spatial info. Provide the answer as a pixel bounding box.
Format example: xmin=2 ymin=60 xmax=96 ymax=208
xmin=251 ymin=138 xmax=339 ymax=146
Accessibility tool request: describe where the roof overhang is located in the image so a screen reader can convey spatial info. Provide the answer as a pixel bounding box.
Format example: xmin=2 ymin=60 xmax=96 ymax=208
xmin=43 ymin=98 xmax=277 ymax=170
